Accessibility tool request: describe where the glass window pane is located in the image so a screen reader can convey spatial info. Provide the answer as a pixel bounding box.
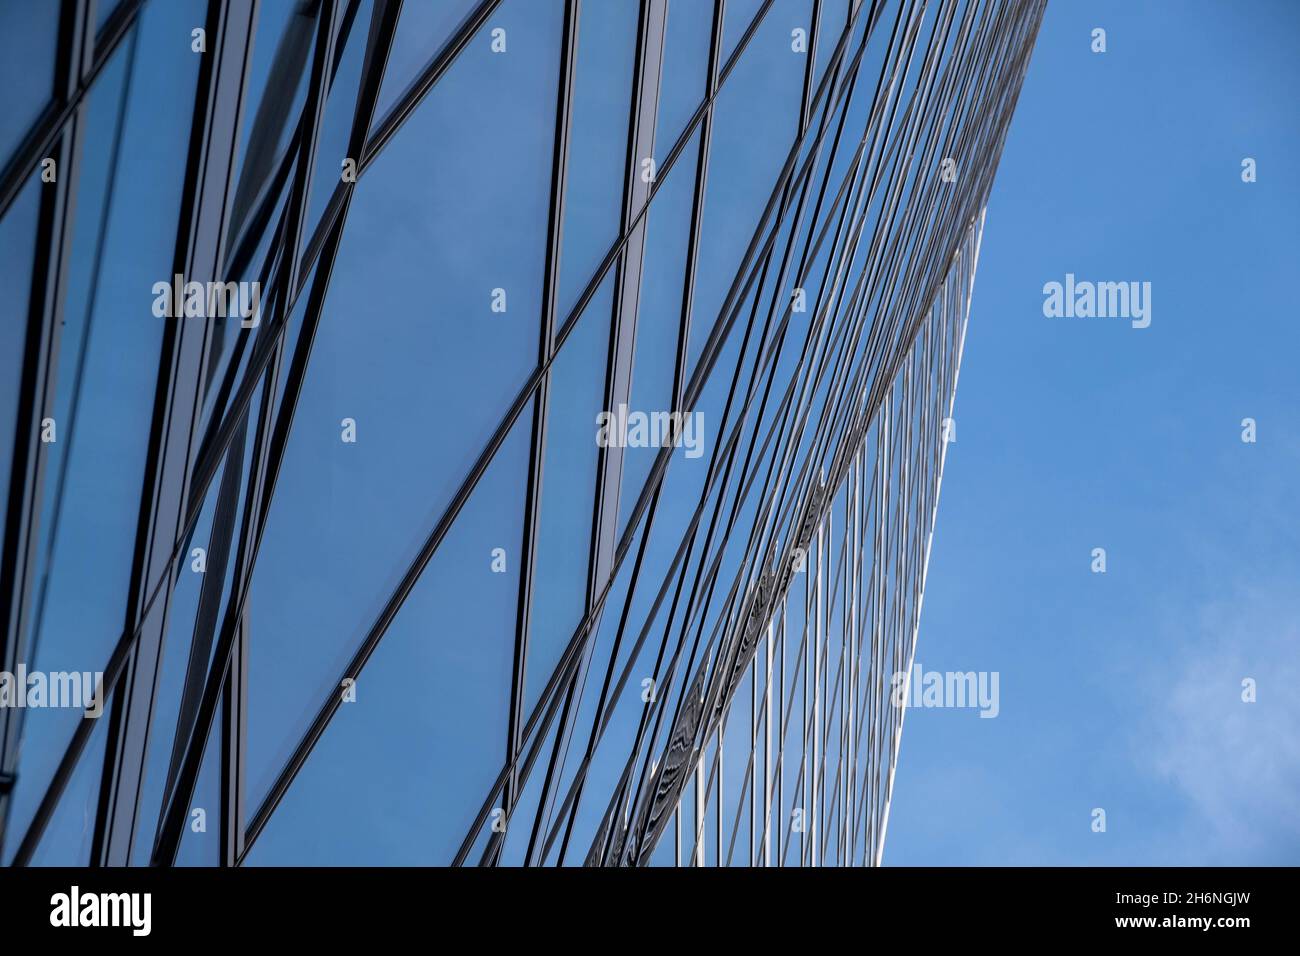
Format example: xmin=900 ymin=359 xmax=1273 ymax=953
xmin=0 ymin=173 xmax=43 ymax=558
xmin=243 ymin=406 xmax=532 ymax=864
xmin=132 ymin=378 xmax=266 ymax=864
xmin=243 ymin=0 xmax=562 ymax=810
xmin=27 ymin=692 xmax=113 ymax=867
xmin=304 ymin=0 xmax=373 ymax=240
xmin=687 ymin=7 xmax=805 ymax=377
xmin=228 ymin=0 xmax=319 ymax=244
xmin=0 ymin=0 xmax=60 ymax=168
xmin=555 ymin=0 xmax=638 ymax=321
xmin=370 ymin=0 xmax=478 ymax=131
xmin=722 ymin=0 xmax=766 ymax=66
xmin=524 ymin=270 xmax=614 ymax=717
xmin=654 ymin=0 xmax=713 ymax=167
xmin=2 ymin=0 xmax=207 ymax=858
xmin=95 ymin=0 xmax=126 ymax=33
xmin=174 ymin=712 xmax=222 ymax=866
xmin=495 ymin=715 xmax=561 ymax=865
xmin=129 ymin=454 xmax=228 ymax=865
xmin=812 ymin=0 xmax=850 ymax=95
xmin=617 ymin=129 xmax=701 ymax=536
xmin=530 ymin=516 xmax=643 ymax=865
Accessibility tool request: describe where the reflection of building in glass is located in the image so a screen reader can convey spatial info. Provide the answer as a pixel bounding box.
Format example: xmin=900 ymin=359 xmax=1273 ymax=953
xmin=0 ymin=0 xmax=1043 ymax=866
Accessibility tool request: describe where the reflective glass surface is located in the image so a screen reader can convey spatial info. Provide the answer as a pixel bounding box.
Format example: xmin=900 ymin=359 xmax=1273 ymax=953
xmin=0 ymin=0 xmax=1042 ymax=868
xmin=0 ymin=0 xmax=59 ymax=168
xmin=3 ymin=0 xmax=205 ymax=860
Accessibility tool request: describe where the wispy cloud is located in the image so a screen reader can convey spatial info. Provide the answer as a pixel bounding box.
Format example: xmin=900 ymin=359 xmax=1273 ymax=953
xmin=1141 ymin=583 xmax=1300 ymax=863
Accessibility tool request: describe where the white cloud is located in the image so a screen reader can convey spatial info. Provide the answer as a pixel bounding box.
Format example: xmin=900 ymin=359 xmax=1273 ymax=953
xmin=1144 ymin=583 xmax=1300 ymax=862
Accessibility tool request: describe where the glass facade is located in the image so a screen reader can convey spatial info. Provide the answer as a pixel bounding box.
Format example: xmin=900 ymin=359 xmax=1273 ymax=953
xmin=0 ymin=0 xmax=1042 ymax=866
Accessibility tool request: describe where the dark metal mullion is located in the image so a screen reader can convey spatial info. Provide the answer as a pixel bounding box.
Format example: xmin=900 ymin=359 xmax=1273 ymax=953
xmin=743 ymin=7 xmax=1024 ymax=858
xmin=488 ymin=0 xmax=580 ymax=869
xmin=587 ymin=236 xmax=788 ymax=866
xmin=162 ymin=414 xmax=246 ymax=808
xmin=470 ymin=0 xmax=904 ymax=868
xmin=8 ymin=0 xmax=258 ymax=866
xmin=488 ymin=0 xmax=666 ymax=868
xmin=254 ymin=0 xmax=404 ymax=538
xmin=191 ymin=0 xmax=491 ymax=530
xmin=595 ymin=122 xmax=836 ymax=863
xmin=801 ymin=0 xmax=823 ymax=134
xmin=0 ymin=0 xmax=93 ymax=847
xmin=548 ymin=465 xmax=682 ymax=865
xmin=618 ymin=33 xmax=894 ymax=863
xmin=220 ymin=612 xmax=247 ymax=865
xmin=473 ymin=0 xmax=876 ymax=862
xmin=460 ymin=1 xmax=722 ymax=868
xmin=518 ymin=0 xmax=787 ymax=699
xmin=671 ymin=0 xmax=724 ymax=418
xmin=281 ymin=1 xmax=342 ymax=309
xmin=150 ymin=0 xmax=344 ymax=868
xmin=562 ymin=91 xmax=855 ymax=863
xmin=629 ymin=0 xmax=875 ymax=745
xmin=233 ymin=224 xmax=349 ymax=862
xmin=213 ymin=356 xmax=281 ymax=867
xmin=229 ymin=0 xmax=406 ymax=860
xmin=243 ymin=0 xmax=832 ymax=853
xmin=542 ymin=0 xmax=727 ymax=858
xmin=359 ymin=0 xmax=501 ymax=168
xmin=92 ymin=0 xmax=259 ymax=869
xmin=203 ymin=0 xmax=760 ymax=577
xmin=0 ymin=0 xmax=145 ymax=220
xmin=537 ymin=0 xmax=667 ymax=867
xmin=679 ymin=15 xmax=862 ymax=419
xmin=588 ymin=0 xmax=667 ymax=612
xmin=618 ymin=164 xmax=828 ymax=863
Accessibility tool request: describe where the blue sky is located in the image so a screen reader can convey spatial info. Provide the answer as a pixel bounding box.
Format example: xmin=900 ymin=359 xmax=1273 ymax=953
xmin=886 ymin=0 xmax=1300 ymax=865
xmin=8 ymin=0 xmax=1296 ymax=868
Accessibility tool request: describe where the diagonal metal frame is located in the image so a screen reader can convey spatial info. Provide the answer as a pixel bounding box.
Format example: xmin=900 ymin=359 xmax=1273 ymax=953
xmin=0 ymin=0 xmax=1045 ymax=867
xmin=0 ymin=0 xmax=95 ymax=838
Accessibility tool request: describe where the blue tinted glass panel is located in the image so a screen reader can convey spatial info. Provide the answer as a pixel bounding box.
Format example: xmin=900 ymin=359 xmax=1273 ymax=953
xmin=200 ymin=179 xmax=289 ymax=441
xmin=370 ymin=0 xmax=478 ymax=130
xmin=531 ymin=517 xmax=644 ymax=865
xmin=0 ymin=1 xmax=59 ymax=168
xmin=95 ymin=0 xmax=126 ymax=33
xmin=722 ymin=0 xmax=766 ymax=65
xmin=555 ymin=0 xmax=638 ymax=321
xmin=617 ymin=130 xmax=700 ymax=536
xmin=524 ymin=270 xmax=614 ymax=717
xmin=229 ymin=0 xmax=318 ymax=240
xmin=688 ymin=8 xmax=805 ymax=377
xmin=130 ymin=456 xmax=228 ymax=864
xmin=0 ymin=174 xmax=42 ymax=559
xmin=27 ymin=694 xmax=112 ymax=867
xmin=496 ymin=716 xmax=561 ymax=865
xmin=174 ymin=713 xmax=221 ymax=866
xmin=244 ymin=0 xmax=562 ymax=809
xmin=654 ymin=0 xmax=712 ymax=166
xmin=2 ymin=0 xmax=205 ymax=859
xmin=305 ymin=0 xmax=372 ymax=239
xmin=243 ymin=406 xmax=532 ymax=864
xmin=812 ymin=0 xmax=850 ymax=95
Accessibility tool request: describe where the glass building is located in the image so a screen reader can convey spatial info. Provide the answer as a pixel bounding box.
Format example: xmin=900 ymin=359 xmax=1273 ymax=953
xmin=0 ymin=0 xmax=1042 ymax=866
